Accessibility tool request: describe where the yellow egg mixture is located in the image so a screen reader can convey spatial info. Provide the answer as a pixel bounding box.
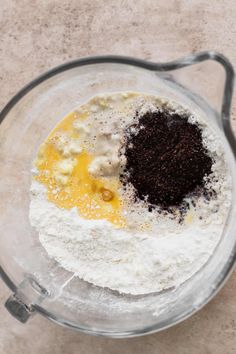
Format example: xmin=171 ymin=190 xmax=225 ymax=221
xmin=35 ymin=110 xmax=125 ymax=227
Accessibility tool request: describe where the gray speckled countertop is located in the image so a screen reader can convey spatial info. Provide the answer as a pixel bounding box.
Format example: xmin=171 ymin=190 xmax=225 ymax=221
xmin=0 ymin=1 xmax=236 ymax=353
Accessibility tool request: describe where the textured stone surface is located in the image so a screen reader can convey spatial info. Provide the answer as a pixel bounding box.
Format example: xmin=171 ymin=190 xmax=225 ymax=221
xmin=0 ymin=0 xmax=236 ymax=353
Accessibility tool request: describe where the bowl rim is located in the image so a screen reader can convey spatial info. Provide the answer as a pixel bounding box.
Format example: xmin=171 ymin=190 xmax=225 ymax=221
xmin=0 ymin=51 xmax=235 ymax=337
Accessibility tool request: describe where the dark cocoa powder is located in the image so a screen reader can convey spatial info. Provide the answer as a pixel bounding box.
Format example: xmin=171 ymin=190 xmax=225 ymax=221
xmin=122 ymin=109 xmax=213 ymax=208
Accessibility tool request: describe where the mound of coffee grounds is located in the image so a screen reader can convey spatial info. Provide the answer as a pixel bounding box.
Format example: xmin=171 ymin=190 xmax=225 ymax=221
xmin=122 ymin=109 xmax=213 ymax=208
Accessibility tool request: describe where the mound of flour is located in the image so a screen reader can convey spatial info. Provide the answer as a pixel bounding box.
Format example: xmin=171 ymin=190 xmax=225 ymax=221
xmin=30 ymin=173 xmax=230 ymax=295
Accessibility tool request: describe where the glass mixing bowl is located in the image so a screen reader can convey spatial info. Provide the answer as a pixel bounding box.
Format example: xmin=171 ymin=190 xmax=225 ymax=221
xmin=0 ymin=51 xmax=235 ymax=337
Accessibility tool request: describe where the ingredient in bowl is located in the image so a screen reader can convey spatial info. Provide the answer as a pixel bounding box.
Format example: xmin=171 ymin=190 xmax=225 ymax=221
xmin=122 ymin=109 xmax=213 ymax=208
xmin=30 ymin=92 xmax=232 ymax=295
xmin=34 ymin=110 xmax=125 ymax=227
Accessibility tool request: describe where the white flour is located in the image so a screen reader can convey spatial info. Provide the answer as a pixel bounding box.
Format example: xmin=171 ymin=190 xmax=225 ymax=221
xmin=29 ymin=93 xmax=232 ymax=295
